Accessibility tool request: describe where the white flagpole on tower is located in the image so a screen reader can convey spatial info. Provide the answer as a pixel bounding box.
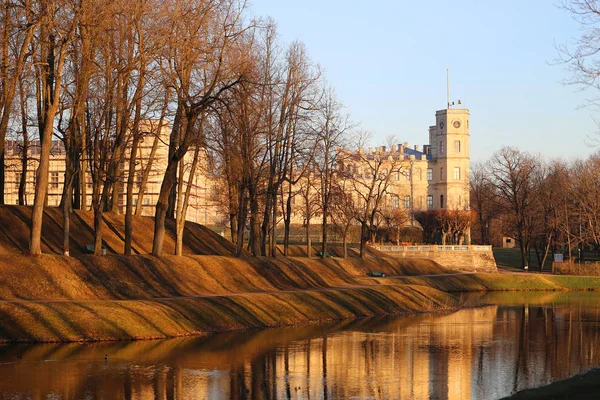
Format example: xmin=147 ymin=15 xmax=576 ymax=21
xmin=447 ymin=68 xmax=450 ymax=109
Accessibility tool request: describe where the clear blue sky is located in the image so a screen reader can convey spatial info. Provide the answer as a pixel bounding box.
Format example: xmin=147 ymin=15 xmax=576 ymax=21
xmin=248 ymin=0 xmax=599 ymax=162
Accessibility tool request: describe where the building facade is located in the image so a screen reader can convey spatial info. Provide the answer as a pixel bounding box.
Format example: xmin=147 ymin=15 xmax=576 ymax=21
xmin=3 ymin=121 xmax=223 ymax=227
xmin=339 ymin=106 xmax=470 ymax=214
xmin=2 ymin=106 xmax=470 ymax=235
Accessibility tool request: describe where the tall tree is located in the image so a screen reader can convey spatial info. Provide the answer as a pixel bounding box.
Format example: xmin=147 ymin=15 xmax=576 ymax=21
xmin=314 ymin=88 xmax=351 ymax=258
xmin=349 ymin=146 xmax=402 ymax=258
xmin=151 ymin=0 xmax=246 ymax=257
xmin=488 ymin=147 xmax=538 ymax=270
xmin=0 ymin=1 xmax=38 ymax=204
xmin=29 ymin=0 xmax=77 ymax=255
xmin=470 ymin=161 xmax=498 ymax=245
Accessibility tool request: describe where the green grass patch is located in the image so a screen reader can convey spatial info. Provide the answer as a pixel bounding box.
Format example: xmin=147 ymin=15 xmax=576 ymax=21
xmin=493 ymin=247 xmax=554 ymax=271
xmin=399 ymin=273 xmax=600 ymax=292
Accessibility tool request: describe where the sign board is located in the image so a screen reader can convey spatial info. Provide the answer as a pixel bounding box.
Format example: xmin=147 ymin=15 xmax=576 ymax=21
xmin=554 ymin=254 xmax=564 ymax=263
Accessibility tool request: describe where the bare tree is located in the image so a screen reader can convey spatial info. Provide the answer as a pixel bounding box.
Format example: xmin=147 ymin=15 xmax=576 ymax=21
xmin=329 ymin=174 xmax=358 ymax=257
xmin=151 ymin=0 xmax=247 ymax=257
xmin=470 ymin=161 xmax=498 ymax=245
xmin=29 ymin=0 xmax=77 ymax=255
xmin=0 ymin=1 xmax=38 ymax=204
xmin=488 ymin=147 xmax=539 ymax=269
xmin=570 ymin=153 xmax=600 ymax=256
xmin=349 ymin=145 xmax=402 ymax=258
xmin=314 ymin=88 xmax=352 ymax=258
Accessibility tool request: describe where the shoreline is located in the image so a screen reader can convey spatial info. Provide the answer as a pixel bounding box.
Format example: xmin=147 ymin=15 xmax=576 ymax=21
xmin=501 ymin=367 xmax=600 ymax=399
xmin=1 ymin=254 xmax=600 ymax=343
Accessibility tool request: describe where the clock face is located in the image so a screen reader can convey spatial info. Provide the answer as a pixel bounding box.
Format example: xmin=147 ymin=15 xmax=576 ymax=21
xmin=453 ymin=120 xmax=461 ymax=129
xmin=439 ymin=120 xmax=445 ymax=129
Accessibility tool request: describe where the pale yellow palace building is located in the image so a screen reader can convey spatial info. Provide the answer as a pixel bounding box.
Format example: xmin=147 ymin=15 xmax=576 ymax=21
xmin=2 ymin=106 xmax=470 ymax=231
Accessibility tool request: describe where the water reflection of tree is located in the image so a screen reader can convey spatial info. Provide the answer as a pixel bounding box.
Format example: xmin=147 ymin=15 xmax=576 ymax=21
xmin=6 ymin=301 xmax=600 ymax=399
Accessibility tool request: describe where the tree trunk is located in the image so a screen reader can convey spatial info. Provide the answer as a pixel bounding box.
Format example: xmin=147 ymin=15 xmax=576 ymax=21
xmin=17 ymin=78 xmax=28 ymax=205
xmin=283 ymin=188 xmax=292 ymax=257
xmin=29 ymin=131 xmax=53 ymax=255
xmin=540 ymin=232 xmax=553 ymax=272
xmin=124 ymin=129 xmax=141 ymax=255
xmin=93 ymin=203 xmax=103 ymax=256
xmin=30 ymin=31 xmax=67 ymax=255
xmin=63 ymin=187 xmax=70 ymax=256
xmin=520 ymin=243 xmax=529 ymax=270
xmin=151 ymin=104 xmax=192 ymax=257
xmin=176 ymin=144 xmax=201 ymax=256
xmin=306 ymin=219 xmax=312 ymax=258
xmin=152 ymin=159 xmax=178 ymax=257
xmin=260 ymin=184 xmax=274 ymax=256
xmin=270 ymin=192 xmax=277 ymax=257
xmin=248 ymin=182 xmax=261 ymax=256
xmin=235 ymin=184 xmax=248 ymax=257
xmin=135 ymin=94 xmax=169 ymax=216
xmin=343 ymin=229 xmax=348 ymax=259
xmin=359 ymin=222 xmax=368 ymax=259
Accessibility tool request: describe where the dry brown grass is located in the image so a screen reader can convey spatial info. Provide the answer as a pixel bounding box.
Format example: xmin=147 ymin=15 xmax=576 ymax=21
xmin=0 ymin=284 xmax=457 ymax=343
xmin=0 ymin=253 xmax=449 ymax=301
xmin=0 ymin=205 xmax=240 ymax=256
xmin=5 ymin=205 xmax=599 ymax=344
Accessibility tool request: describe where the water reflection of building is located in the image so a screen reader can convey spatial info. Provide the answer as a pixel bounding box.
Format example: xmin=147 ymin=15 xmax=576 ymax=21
xmin=270 ymin=307 xmax=497 ymax=399
xmin=7 ymin=301 xmax=600 ymax=399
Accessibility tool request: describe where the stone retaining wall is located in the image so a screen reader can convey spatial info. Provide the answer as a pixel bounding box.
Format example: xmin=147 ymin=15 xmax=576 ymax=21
xmin=371 ymin=245 xmax=498 ymax=273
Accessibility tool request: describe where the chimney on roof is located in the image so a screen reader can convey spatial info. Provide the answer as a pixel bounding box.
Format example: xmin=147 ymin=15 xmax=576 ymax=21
xmin=368 ymin=148 xmax=373 ymax=155
xmin=403 ymin=142 xmax=408 ymax=148
xmin=414 ymin=145 xmax=420 ymax=151
xmin=381 ymin=145 xmax=386 ymax=153
xmin=359 ymin=147 xmax=364 ymax=154
xmin=391 ymin=145 xmax=397 ymax=153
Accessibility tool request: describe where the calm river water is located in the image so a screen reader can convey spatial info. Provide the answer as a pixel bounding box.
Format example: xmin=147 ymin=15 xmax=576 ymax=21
xmin=1 ymin=291 xmax=600 ymax=399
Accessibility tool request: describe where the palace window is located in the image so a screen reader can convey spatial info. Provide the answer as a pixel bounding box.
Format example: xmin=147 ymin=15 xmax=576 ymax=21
xmin=427 ymin=168 xmax=432 ymax=181
xmin=440 ymin=194 xmax=444 ymax=209
xmin=426 ymin=195 xmax=433 ymax=210
xmin=454 ymin=167 xmax=460 ymax=180
xmin=14 ymin=172 xmax=21 ymax=189
xmin=440 ymin=167 xmax=444 ymax=180
xmin=454 ymin=140 xmax=461 ymax=153
xmin=50 ymin=172 xmax=59 ymax=189
xmin=392 ymin=196 xmax=399 ymax=209
xmin=440 ymin=141 xmax=444 ymax=154
xmin=405 ymin=170 xmax=410 ymax=180
xmin=404 ymin=196 xmax=410 ymax=209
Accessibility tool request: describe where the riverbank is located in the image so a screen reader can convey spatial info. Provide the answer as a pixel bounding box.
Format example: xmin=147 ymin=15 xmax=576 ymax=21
xmin=3 ymin=253 xmax=600 ymax=343
xmin=502 ymin=368 xmax=600 ymax=399
xmin=0 ymin=253 xmax=455 ymax=342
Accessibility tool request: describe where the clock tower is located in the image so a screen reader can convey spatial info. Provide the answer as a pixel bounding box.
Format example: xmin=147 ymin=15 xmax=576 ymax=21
xmin=428 ymin=106 xmax=470 ymax=212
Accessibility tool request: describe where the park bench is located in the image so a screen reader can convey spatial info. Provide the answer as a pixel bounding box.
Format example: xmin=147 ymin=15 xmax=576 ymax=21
xmin=316 ymin=251 xmax=332 ymax=257
xmin=369 ymin=271 xmax=386 ymax=278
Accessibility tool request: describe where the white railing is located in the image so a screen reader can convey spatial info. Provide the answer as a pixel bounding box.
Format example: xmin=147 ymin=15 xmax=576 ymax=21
xmin=372 ymin=244 xmax=492 ymax=252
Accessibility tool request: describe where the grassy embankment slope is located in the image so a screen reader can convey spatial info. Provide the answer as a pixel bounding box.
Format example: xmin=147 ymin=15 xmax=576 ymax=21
xmin=1 ymin=205 xmax=600 ymax=343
